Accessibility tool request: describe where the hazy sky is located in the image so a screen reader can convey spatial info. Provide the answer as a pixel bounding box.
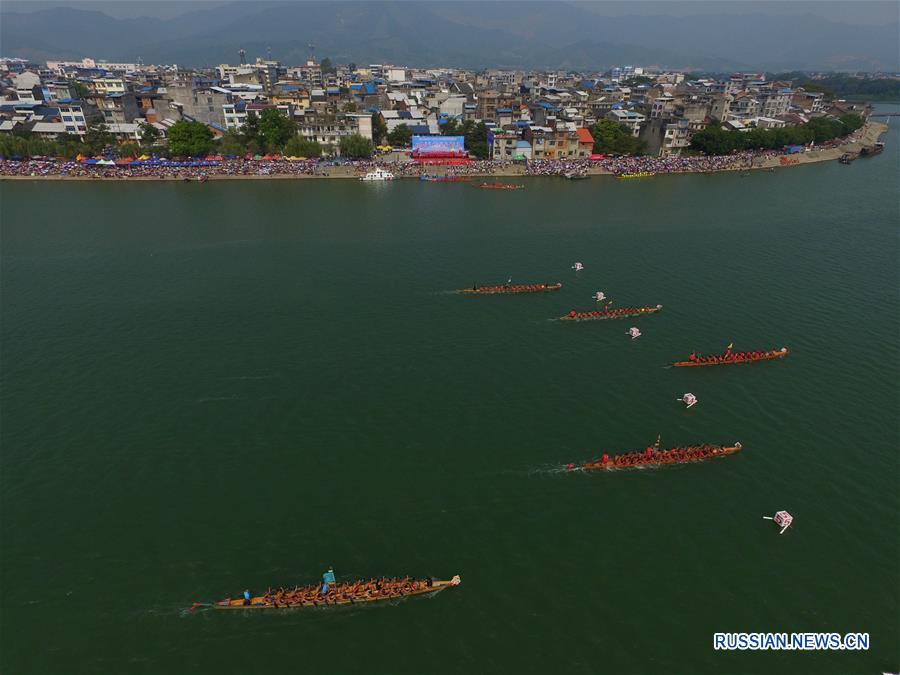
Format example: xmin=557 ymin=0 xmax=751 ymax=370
xmin=4 ymin=0 xmax=899 ymax=25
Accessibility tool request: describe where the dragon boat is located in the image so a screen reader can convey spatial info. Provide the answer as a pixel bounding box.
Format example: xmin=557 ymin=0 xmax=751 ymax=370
xmin=461 ymin=282 xmax=562 ymax=295
xmin=618 ymin=172 xmax=655 ymax=179
xmin=203 ymin=575 xmax=461 ymax=610
xmin=570 ymin=442 xmax=742 ymax=472
xmin=672 ymin=347 xmax=789 ymax=367
xmin=478 ymin=182 xmax=524 ymax=190
xmin=560 ymin=304 xmax=662 ymax=321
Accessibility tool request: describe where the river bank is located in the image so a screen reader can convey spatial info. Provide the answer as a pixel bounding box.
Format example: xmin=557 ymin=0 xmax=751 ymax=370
xmin=0 ymin=122 xmax=887 ymax=182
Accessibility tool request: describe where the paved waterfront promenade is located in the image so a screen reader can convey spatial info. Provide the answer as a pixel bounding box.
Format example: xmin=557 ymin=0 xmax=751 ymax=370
xmin=0 ymin=122 xmax=886 ymax=181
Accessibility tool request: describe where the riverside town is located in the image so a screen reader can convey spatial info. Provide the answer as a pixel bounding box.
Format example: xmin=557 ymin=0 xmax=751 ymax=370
xmin=1 ymin=3 xmax=898 ymax=674
xmin=0 ymin=55 xmax=891 ymax=180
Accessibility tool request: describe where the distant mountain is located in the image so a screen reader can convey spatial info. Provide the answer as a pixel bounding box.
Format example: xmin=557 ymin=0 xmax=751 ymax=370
xmin=2 ymin=1 xmax=897 ymax=72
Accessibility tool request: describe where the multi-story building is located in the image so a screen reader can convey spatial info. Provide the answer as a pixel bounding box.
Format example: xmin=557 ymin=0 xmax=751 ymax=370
xmin=90 ymin=77 xmax=127 ymax=95
xmin=58 ymin=100 xmax=89 ymax=134
xmin=758 ymin=88 xmax=792 ymax=118
xmin=296 ymin=111 xmax=374 ymax=151
xmin=93 ymin=92 xmax=141 ymax=124
xmin=476 ymin=90 xmax=500 ymax=121
xmin=167 ymin=82 xmax=234 ymax=127
xmin=607 ymin=109 xmax=646 ymax=137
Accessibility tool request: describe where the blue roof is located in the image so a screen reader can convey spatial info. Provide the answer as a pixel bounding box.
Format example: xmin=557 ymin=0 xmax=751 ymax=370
xmin=1 ymin=101 xmax=41 ymax=109
xmin=515 ymin=140 xmax=531 ymax=148
xmin=407 ymin=124 xmax=430 ymax=134
xmin=496 ymin=107 xmax=512 ymax=113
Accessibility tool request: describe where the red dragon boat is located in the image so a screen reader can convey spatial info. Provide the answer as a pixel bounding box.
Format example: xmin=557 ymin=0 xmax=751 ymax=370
xmin=461 ymin=282 xmax=562 ymax=295
xmin=200 ymin=575 xmax=461 ymax=611
xmin=560 ymin=304 xmax=662 ymax=321
xmin=569 ymin=442 xmax=742 ymax=472
xmin=673 ymin=347 xmax=789 ymax=367
xmin=478 ymin=182 xmax=524 ymax=190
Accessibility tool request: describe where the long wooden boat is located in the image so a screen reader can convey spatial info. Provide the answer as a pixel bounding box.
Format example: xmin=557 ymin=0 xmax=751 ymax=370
xmin=479 ymin=182 xmax=524 ymax=190
xmin=673 ymin=347 xmax=789 ymax=368
xmin=207 ymin=575 xmax=461 ymax=610
xmin=461 ymin=282 xmax=562 ymax=295
xmin=420 ymin=175 xmax=469 ymax=182
xmin=573 ymin=443 xmax=742 ymax=471
xmin=560 ymin=304 xmax=662 ymax=321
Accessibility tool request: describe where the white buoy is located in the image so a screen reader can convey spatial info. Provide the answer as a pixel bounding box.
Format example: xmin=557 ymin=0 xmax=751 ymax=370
xmin=627 ymin=327 xmax=641 ymax=340
xmin=677 ymin=393 xmax=698 ymax=408
xmin=763 ymin=510 xmax=793 ymax=534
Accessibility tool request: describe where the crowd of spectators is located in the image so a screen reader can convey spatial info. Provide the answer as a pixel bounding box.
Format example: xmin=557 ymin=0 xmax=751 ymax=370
xmin=0 ymin=143 xmax=841 ymax=180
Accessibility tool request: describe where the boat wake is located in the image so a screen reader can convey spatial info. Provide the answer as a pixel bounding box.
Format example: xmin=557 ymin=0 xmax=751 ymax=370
xmin=223 ymin=374 xmax=278 ymax=381
xmin=527 ymin=464 xmax=573 ymax=477
xmin=196 ymin=395 xmax=241 ymax=403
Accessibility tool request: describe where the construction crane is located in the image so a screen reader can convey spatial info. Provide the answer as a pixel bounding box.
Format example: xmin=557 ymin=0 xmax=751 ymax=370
xmin=238 ymin=49 xmax=246 ymax=65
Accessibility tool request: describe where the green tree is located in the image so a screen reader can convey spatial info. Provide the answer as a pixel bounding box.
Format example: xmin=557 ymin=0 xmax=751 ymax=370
xmin=839 ymin=113 xmax=864 ymax=133
xmin=386 ymin=123 xmax=413 ymax=147
xmin=320 ymin=58 xmax=335 ymax=74
xmin=371 ymin=113 xmax=387 ymax=145
xmin=590 ymin=119 xmax=644 ymax=155
xmin=341 ymin=102 xmax=358 ymax=113
xmin=54 ymin=132 xmax=84 ymax=159
xmin=118 ymin=141 xmax=141 ymax=158
xmin=463 ymin=121 xmax=489 ymax=159
xmin=284 ymin=136 xmax=323 ymax=157
xmin=83 ymin=120 xmax=115 ymax=155
xmin=339 ymin=133 xmax=373 ymax=159
xmin=71 ymin=81 xmax=92 ymax=99
xmin=258 ymin=108 xmax=297 ymax=152
xmin=690 ymin=124 xmax=743 ymax=155
xmin=166 ymin=120 xmax=214 ymax=157
xmin=241 ymin=112 xmax=261 ymax=147
xmin=440 ymin=118 xmax=461 ymax=136
xmin=138 ymin=121 xmax=160 ymax=148
xmin=216 ymin=130 xmax=247 ymax=156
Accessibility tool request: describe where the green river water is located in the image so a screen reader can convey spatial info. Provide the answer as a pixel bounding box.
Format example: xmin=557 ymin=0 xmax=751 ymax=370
xmin=1 ymin=109 xmax=898 ymax=674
